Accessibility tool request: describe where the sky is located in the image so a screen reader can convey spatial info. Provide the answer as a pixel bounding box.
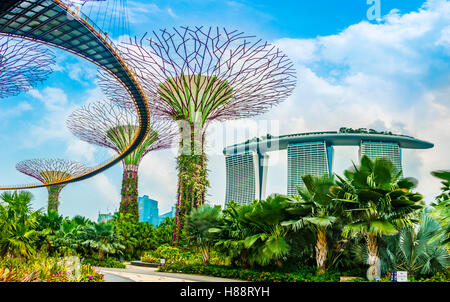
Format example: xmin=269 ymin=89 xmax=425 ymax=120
xmin=0 ymin=0 xmax=449 ymax=220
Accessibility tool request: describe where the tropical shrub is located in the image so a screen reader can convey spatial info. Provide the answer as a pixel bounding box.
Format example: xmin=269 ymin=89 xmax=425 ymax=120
xmin=430 ymin=170 xmax=450 ymax=247
xmin=82 ymin=222 xmax=124 ymax=261
xmin=186 ymin=204 xmax=222 ymax=264
xmin=82 ymin=257 xmax=126 ymax=269
xmin=212 ymin=196 xmax=291 ymax=268
xmin=159 ymin=263 xmax=354 ymax=282
xmin=112 ymin=213 xmax=156 ymax=260
xmin=379 ymin=210 xmax=449 ymax=277
xmin=153 ymin=217 xmax=177 ymax=246
xmin=51 ymin=218 xmax=89 ymax=256
xmin=331 ymin=156 xmax=424 ymax=280
xmin=0 ymin=191 xmax=39 ymax=258
xmin=282 ymin=174 xmax=342 ymax=274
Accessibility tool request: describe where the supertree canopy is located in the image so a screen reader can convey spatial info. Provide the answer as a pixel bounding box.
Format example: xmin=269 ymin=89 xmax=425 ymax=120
xmin=98 ymin=26 xmax=296 ymax=244
xmin=66 ymin=99 xmax=176 ymax=220
xmin=16 ymin=159 xmax=91 ymax=213
xmin=0 ymin=35 xmax=55 ymax=99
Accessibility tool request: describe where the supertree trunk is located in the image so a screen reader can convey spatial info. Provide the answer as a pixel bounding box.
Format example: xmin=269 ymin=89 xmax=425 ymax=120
xmin=119 ymin=164 xmax=139 ymax=220
xmin=172 ymin=123 xmax=209 ymax=246
xmin=47 ymin=185 xmax=63 ymax=213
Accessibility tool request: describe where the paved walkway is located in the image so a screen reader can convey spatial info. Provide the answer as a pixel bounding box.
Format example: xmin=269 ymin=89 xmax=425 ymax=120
xmin=99 ymin=264 xmax=245 ymax=282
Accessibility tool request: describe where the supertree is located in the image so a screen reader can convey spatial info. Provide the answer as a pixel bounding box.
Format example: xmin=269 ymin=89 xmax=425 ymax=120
xmin=0 ymin=35 xmax=55 ymax=99
xmin=66 ymin=99 xmax=176 ymax=220
xmin=98 ymin=26 xmax=297 ymax=244
xmin=16 ymin=159 xmax=91 ymax=213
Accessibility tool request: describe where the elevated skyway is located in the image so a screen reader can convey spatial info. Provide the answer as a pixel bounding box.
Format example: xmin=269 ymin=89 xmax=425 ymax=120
xmin=0 ymin=0 xmax=150 ymax=189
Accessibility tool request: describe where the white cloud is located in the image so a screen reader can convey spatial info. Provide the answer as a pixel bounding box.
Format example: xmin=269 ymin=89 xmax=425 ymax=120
xmin=167 ymin=7 xmax=178 ymax=18
xmin=92 ymin=173 xmax=120 ymax=206
xmin=66 ymin=63 xmax=97 ymax=83
xmin=138 ymin=149 xmax=178 ymax=213
xmin=28 ymin=87 xmax=68 ymax=111
xmin=261 ymin=0 xmax=450 ymax=204
xmin=65 ymin=139 xmax=97 ymax=163
xmin=0 ymin=102 xmax=32 ymax=119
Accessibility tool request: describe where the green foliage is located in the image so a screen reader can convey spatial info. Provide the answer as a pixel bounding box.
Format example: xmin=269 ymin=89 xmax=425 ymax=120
xmin=175 ymin=151 xmax=209 ymax=244
xmin=142 ymin=244 xmax=192 ymax=264
xmin=82 ymin=257 xmax=126 ymax=269
xmin=51 ymin=217 xmax=91 ymax=256
xmin=330 ymin=156 xmax=425 ymax=280
xmin=379 ymin=210 xmax=449 ymax=276
xmin=0 ymin=191 xmax=39 ymax=258
xmin=119 ymin=169 xmax=139 ymax=219
xmin=213 ymin=195 xmax=290 ymax=268
xmin=153 ymin=217 xmax=177 ymax=246
xmin=282 ymin=174 xmax=342 ymax=273
xmin=430 ymin=170 xmax=450 ymax=246
xmin=0 ymin=254 xmax=103 ymax=282
xmin=186 ymin=204 xmax=222 ymax=264
xmin=159 ymin=263 xmax=346 ymax=282
xmin=111 ymin=213 xmax=155 ymax=260
xmin=82 ymin=222 xmax=124 ymax=261
xmin=409 ymin=271 xmax=450 ymax=282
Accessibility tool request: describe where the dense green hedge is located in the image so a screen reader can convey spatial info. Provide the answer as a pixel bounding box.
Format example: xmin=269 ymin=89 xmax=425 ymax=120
xmin=82 ymin=257 xmax=126 ymax=269
xmin=158 ymin=263 xmax=352 ymax=282
xmin=158 ymin=263 xmax=449 ymax=282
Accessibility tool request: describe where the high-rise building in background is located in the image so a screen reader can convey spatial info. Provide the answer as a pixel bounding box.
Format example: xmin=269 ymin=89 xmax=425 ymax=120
xmin=138 ymin=195 xmax=159 ymax=226
xmin=223 ymin=128 xmax=433 ymax=205
xmin=287 ymin=142 xmax=333 ymax=195
xmin=224 ymin=151 xmax=269 ymax=205
xmin=138 ymin=195 xmax=175 ymax=226
xmin=159 ymin=206 xmax=176 ymax=223
xmin=359 ymin=141 xmax=402 ymax=174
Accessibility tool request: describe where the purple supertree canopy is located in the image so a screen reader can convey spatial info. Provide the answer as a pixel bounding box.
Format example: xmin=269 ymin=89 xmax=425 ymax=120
xmin=66 ymin=99 xmax=176 ymax=164
xmin=0 ymin=36 xmax=55 ymax=99
xmin=98 ymin=26 xmax=297 ymax=124
xmin=16 ymin=159 xmax=92 ymax=185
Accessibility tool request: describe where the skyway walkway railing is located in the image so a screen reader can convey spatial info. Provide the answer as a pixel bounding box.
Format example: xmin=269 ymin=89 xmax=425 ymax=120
xmin=0 ymin=0 xmax=150 ymax=190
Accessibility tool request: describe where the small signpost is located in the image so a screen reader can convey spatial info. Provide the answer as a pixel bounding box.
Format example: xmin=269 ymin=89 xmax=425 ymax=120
xmin=160 ymin=258 xmax=166 ymax=266
xmin=397 ymin=271 xmax=408 ymax=282
xmin=391 ymin=271 xmax=408 ymax=282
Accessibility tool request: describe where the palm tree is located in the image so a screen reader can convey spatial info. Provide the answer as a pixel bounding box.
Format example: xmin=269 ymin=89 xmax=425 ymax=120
xmin=186 ymin=204 xmax=222 ymax=265
xmin=331 ymin=156 xmax=424 ymax=280
xmin=430 ymin=170 xmax=450 ymax=246
xmin=0 ymin=191 xmax=38 ymax=258
xmin=52 ymin=219 xmax=86 ymax=255
xmin=282 ymin=174 xmax=341 ymax=274
xmin=242 ymin=195 xmax=290 ymax=267
xmin=210 ymin=201 xmax=256 ymax=267
xmin=380 ymin=210 xmax=449 ymax=276
xmin=36 ymin=209 xmax=63 ymax=252
xmin=82 ymin=222 xmax=124 ymax=261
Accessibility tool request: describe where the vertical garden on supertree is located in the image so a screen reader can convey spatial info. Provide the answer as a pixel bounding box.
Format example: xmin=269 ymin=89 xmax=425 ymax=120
xmin=66 ymin=99 xmax=175 ymax=221
xmin=0 ymin=35 xmax=54 ymax=99
xmin=16 ymin=159 xmax=91 ymax=213
xmin=98 ymin=27 xmax=297 ymax=244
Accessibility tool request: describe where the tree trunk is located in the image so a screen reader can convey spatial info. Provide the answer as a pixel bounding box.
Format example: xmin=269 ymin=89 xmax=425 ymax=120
xmin=315 ymin=229 xmax=328 ymax=274
xmin=119 ymin=164 xmax=139 ymax=221
xmin=366 ymin=233 xmax=380 ymax=281
xmin=173 ymin=123 xmax=208 ymax=246
xmin=201 ymin=246 xmax=210 ymax=265
xmin=99 ymin=249 xmax=104 ymax=262
xmin=47 ymin=185 xmax=63 ymax=213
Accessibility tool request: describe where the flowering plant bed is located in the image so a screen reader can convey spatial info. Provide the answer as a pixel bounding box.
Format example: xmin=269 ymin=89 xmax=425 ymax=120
xmin=0 ymin=255 xmax=104 ymax=282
